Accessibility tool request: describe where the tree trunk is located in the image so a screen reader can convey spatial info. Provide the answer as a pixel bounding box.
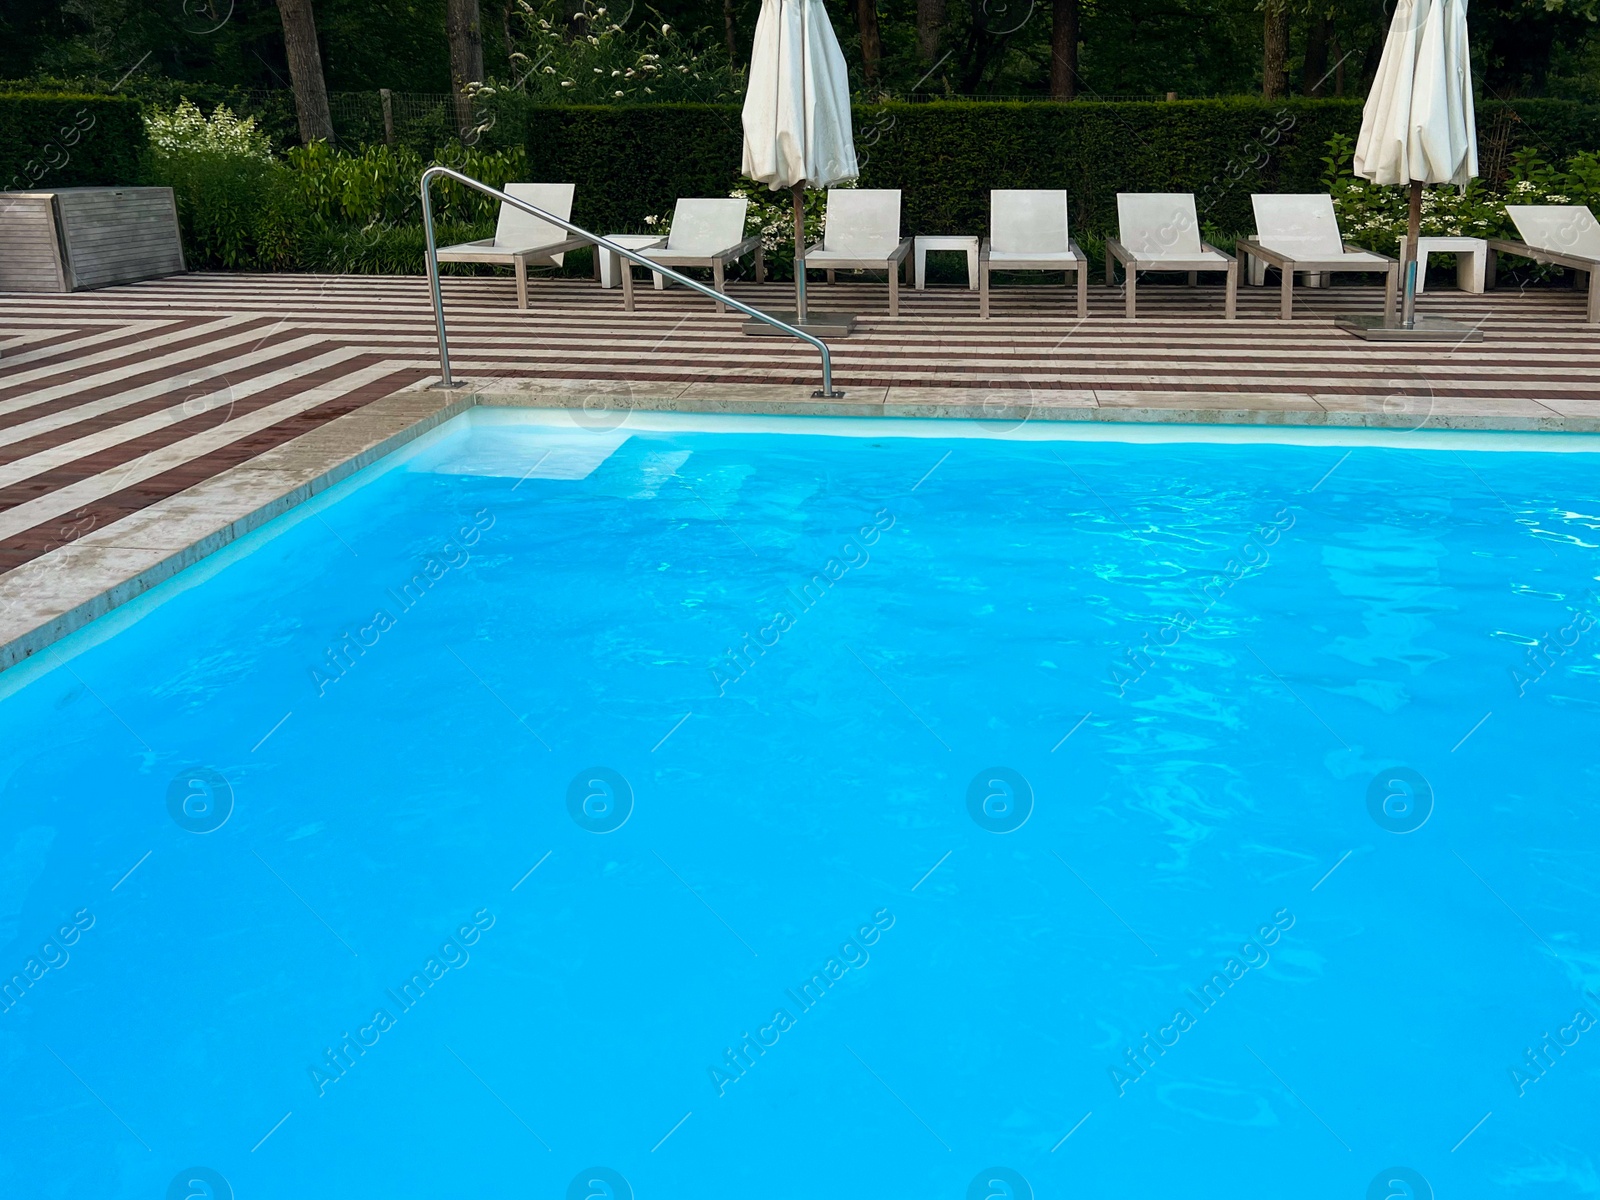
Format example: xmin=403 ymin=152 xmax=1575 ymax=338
xmin=445 ymin=0 xmax=485 ymax=138
xmin=857 ymin=0 xmax=881 ymax=88
xmin=1302 ymin=12 xmax=1330 ymax=95
xmin=724 ymin=0 xmax=740 ymax=64
xmin=1048 ymin=0 xmax=1078 ymax=99
xmin=1262 ymin=0 xmax=1289 ymax=100
xmin=502 ymin=0 xmax=517 ymax=73
xmin=916 ymin=0 xmax=944 ymax=63
xmin=275 ymin=0 xmax=334 ymax=144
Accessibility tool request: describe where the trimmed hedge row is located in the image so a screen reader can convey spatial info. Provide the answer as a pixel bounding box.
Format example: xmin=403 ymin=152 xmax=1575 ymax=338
xmin=0 ymin=94 xmax=146 ymax=192
xmin=528 ymin=98 xmax=1600 ymax=237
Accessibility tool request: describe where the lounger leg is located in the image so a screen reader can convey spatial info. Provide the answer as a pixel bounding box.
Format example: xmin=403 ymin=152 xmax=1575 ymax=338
xmin=827 ymin=269 xmax=836 ymax=285
xmin=1225 ymin=261 xmax=1238 ymax=320
xmin=980 ymin=263 xmax=989 ymax=319
xmin=515 ymin=258 xmax=528 ymax=310
xmin=713 ymin=259 xmax=726 ymax=314
xmin=755 ymin=246 xmax=765 ymax=284
xmin=1280 ymin=266 xmax=1293 ymax=321
xmin=1105 ymin=247 xmax=1115 ymax=287
xmin=889 ymin=262 xmax=899 ymax=317
xmin=1125 ymin=268 xmax=1137 ymax=320
xmin=1588 ymin=268 xmax=1600 ymax=326
xmin=621 ymin=258 xmax=635 ymax=312
xmin=1076 ymin=265 xmax=1087 ymax=319
xmin=591 ymin=246 xmax=601 ymax=282
xmin=1188 ymin=271 xmax=1198 ymax=288
xmin=1483 ymin=248 xmax=1498 ymax=291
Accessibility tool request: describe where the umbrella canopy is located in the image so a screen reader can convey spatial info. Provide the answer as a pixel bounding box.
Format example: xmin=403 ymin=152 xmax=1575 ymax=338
xmin=741 ymin=0 xmax=858 ymax=191
xmin=1354 ymin=0 xmax=1477 ymax=187
xmin=740 ymin=0 xmax=857 ymax=325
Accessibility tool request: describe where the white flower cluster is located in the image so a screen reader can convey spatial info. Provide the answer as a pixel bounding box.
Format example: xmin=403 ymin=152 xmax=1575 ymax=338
xmin=145 ymin=99 xmax=273 ymax=161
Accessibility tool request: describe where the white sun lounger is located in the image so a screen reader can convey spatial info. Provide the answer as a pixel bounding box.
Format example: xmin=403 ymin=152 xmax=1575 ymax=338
xmin=1235 ymin=193 xmax=1398 ymax=321
xmin=1487 ymin=205 xmax=1600 ymax=325
xmin=434 ymin=182 xmax=592 ymax=309
xmin=979 ymin=189 xmax=1089 ymax=319
xmin=806 ymin=189 xmax=914 ymax=316
xmin=1105 ymin=193 xmax=1238 ymax=320
xmin=625 ymin=198 xmax=764 ymax=313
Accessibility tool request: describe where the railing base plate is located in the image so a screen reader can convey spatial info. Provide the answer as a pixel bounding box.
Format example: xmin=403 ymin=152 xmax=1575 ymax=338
xmin=743 ymin=311 xmax=856 ymax=339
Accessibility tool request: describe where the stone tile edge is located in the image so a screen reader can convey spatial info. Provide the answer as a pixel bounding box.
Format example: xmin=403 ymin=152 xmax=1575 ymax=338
xmin=467 ymin=387 xmax=1600 ymax=433
xmin=0 ymin=393 xmax=473 ymax=675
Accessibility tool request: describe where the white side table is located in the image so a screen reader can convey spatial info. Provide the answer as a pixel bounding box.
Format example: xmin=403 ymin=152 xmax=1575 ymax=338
xmin=600 ymin=234 xmax=666 ymax=290
xmin=914 ymin=235 xmax=980 ymax=290
xmin=1415 ymin=236 xmax=1487 ymax=293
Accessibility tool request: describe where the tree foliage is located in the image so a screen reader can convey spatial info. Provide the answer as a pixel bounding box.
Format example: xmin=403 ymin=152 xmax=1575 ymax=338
xmin=5 ymin=0 xmax=1600 ymax=102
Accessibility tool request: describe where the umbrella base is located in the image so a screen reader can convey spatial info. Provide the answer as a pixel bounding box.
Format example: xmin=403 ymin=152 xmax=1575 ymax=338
xmin=741 ymin=311 xmax=856 ymax=339
xmin=1335 ymin=314 xmax=1485 ymax=342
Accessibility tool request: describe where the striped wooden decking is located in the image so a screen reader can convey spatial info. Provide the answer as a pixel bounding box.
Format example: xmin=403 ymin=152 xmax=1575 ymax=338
xmin=1 ymin=271 xmax=1597 ymax=583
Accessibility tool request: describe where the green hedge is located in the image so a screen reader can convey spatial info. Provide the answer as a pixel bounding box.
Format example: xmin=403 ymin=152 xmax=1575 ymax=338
xmin=0 ymin=94 xmax=145 ymax=192
xmin=528 ymin=98 xmax=1600 ymax=237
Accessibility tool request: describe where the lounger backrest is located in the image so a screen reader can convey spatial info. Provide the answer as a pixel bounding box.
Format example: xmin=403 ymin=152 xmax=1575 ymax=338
xmin=1251 ymin=193 xmax=1344 ymax=257
xmin=1117 ymin=192 xmax=1202 ymax=257
xmin=665 ymin=198 xmax=749 ymax=254
xmin=822 ymin=189 xmax=902 ymax=255
xmin=497 ymin=183 xmax=576 ymax=249
xmin=991 ymin=190 xmax=1070 ymax=254
xmin=1507 ymin=204 xmax=1600 ymax=260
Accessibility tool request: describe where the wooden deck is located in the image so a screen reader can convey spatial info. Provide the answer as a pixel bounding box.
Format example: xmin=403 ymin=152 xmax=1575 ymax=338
xmin=1 ymin=270 xmax=1597 ymax=584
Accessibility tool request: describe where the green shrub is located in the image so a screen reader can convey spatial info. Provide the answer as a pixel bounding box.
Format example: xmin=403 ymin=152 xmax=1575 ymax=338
xmin=528 ymin=97 xmax=1600 ymax=239
xmin=296 ymin=221 xmax=498 ymax=273
xmin=145 ymin=101 xmax=533 ymax=273
xmin=281 ymin=140 xmax=529 ymax=226
xmin=0 ymin=93 xmax=144 ymax=191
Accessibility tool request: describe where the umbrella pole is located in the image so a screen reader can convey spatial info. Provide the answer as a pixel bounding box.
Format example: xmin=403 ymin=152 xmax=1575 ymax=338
xmin=1401 ymin=179 xmax=1423 ymax=329
xmin=792 ymin=183 xmax=808 ymax=323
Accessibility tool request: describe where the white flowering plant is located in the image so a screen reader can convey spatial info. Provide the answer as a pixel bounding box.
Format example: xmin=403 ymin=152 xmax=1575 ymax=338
xmin=144 ymin=100 xmax=274 ymax=162
xmin=505 ymin=0 xmax=740 ymax=103
xmin=1320 ymin=133 xmax=1600 ymax=260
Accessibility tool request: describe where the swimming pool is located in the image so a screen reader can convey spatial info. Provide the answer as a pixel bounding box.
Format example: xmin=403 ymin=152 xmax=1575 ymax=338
xmin=1 ymin=409 xmax=1597 ymax=1199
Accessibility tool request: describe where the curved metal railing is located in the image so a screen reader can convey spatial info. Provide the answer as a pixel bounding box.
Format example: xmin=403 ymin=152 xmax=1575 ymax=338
xmin=420 ymin=166 xmax=841 ymax=397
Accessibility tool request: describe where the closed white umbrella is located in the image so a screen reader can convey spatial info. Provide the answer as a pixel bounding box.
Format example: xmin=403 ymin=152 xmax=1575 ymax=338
xmin=1349 ymin=0 xmax=1478 ymax=334
xmin=741 ymin=0 xmax=858 ymax=323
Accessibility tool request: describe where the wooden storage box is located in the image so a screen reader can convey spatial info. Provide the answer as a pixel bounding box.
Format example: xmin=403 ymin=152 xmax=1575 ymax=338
xmin=0 ymin=187 xmax=185 ymax=292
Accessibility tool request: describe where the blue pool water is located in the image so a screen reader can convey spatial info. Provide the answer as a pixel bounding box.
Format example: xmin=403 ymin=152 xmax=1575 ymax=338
xmin=2 ymin=410 xmax=1598 ymax=1199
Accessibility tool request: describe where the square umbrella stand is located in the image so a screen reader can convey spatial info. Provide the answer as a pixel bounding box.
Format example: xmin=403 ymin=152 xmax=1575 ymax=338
xmin=1338 ymin=182 xmax=1485 ymax=342
xmin=743 ymin=184 xmax=855 ymax=338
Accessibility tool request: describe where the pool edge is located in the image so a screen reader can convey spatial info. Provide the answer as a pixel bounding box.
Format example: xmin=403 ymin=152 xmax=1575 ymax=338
xmin=4 ymin=377 xmax=1599 ymax=677
xmin=0 ymin=387 xmax=473 ymax=677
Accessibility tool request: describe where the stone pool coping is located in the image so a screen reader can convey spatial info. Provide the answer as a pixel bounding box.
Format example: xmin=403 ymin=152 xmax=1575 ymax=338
xmin=3 ymin=376 xmax=1599 ymax=675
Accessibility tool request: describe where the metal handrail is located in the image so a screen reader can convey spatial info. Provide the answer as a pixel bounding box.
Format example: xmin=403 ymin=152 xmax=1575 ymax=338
xmin=419 ymin=166 xmax=842 ymax=397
